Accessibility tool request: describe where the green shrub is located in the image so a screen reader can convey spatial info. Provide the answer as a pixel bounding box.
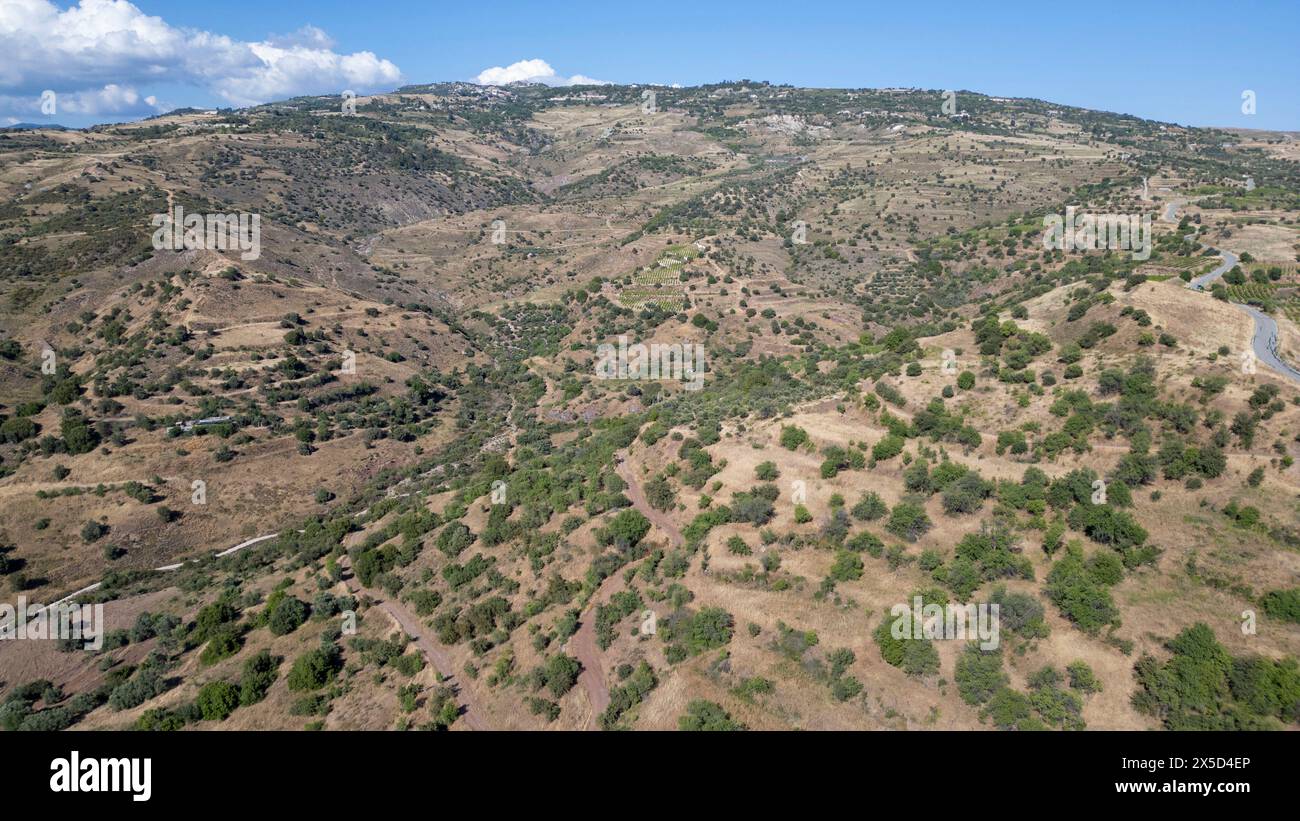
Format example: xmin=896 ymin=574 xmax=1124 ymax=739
xmin=1132 ymin=623 xmax=1300 ymax=729
xmin=239 ymin=650 xmax=279 ymax=706
xmin=872 ymin=435 xmax=905 ymax=461
xmin=873 ymin=611 xmax=939 ymax=677
xmin=287 ymin=647 xmax=340 ymax=692
xmin=196 ymin=681 xmax=240 ymax=721
xmin=1044 ymin=545 xmax=1120 ymax=634
xmin=678 ymin=699 xmax=745 ymax=730
xmin=886 ymin=501 xmax=931 ymax=542
xmin=267 ymin=596 xmax=309 ymax=636
xmin=1261 ymin=589 xmax=1300 ymax=624
xmin=955 ymin=645 xmax=1007 ymax=706
xmin=851 ymin=492 xmax=888 ymax=521
xmin=779 ymin=425 xmax=809 ymax=450
xmin=828 ymin=551 xmax=864 ymax=582
xmin=1066 ymin=661 xmax=1102 ymax=694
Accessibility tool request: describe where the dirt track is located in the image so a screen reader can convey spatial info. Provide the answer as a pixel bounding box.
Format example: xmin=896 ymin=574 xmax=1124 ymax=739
xmin=567 ymin=448 xmax=685 ymax=729
xmin=615 ymin=452 xmax=685 ymax=547
xmin=342 ymin=556 xmax=489 ymax=731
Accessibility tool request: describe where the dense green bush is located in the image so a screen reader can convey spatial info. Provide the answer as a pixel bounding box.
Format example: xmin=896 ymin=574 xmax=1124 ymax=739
xmin=662 ymin=607 xmax=734 ymax=658
xmin=1044 ymin=545 xmax=1120 ymax=634
xmin=872 ymin=434 xmax=906 ymax=461
xmin=940 ymin=471 xmax=993 ymax=515
xmin=596 ymin=509 xmax=651 ymax=550
xmin=828 ymin=551 xmax=864 ymax=582
xmin=239 ymin=651 xmax=279 ymax=706
xmin=1132 ymin=623 xmax=1300 ymax=729
xmin=268 ymin=596 xmax=309 ymax=636
xmin=873 ymin=609 xmax=940 ymax=677
xmin=1261 ymin=588 xmax=1300 ymax=624
xmin=600 ymin=661 xmax=657 ymax=730
xmin=846 ymin=531 xmax=884 ymax=557
xmin=851 ymin=492 xmax=888 ymax=521
xmin=988 ymin=585 xmax=1049 ymax=639
xmin=779 ymin=425 xmax=809 ymax=450
xmin=108 ymin=668 xmax=168 ymax=711
xmin=196 ymin=680 xmax=240 ymax=721
xmin=678 ymin=699 xmax=745 ymax=730
xmin=886 ymin=501 xmax=931 ymax=542
xmin=955 ymin=645 xmax=1007 ymax=706
xmin=287 ymin=646 xmax=340 ymax=692
xmin=538 ymin=654 xmax=581 ymax=699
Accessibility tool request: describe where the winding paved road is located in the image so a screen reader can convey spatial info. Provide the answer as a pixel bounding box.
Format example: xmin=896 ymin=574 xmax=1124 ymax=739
xmin=1236 ymin=304 xmax=1300 ymax=384
xmin=1164 ymin=198 xmax=1300 ymax=386
xmin=1187 ymin=246 xmax=1239 ymax=292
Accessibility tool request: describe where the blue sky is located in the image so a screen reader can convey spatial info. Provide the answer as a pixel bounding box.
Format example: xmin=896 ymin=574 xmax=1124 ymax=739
xmin=5 ymin=0 xmax=1297 ymax=129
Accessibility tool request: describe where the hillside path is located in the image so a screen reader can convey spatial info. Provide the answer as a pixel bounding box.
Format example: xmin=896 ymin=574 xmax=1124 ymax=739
xmin=341 ymin=556 xmax=489 ymax=730
xmin=566 ymin=448 xmax=685 ymax=729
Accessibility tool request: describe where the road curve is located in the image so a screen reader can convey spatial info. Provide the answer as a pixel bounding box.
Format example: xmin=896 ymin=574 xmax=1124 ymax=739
xmin=1237 ymin=304 xmax=1300 ymax=384
xmin=1188 ymin=246 xmax=1239 ymax=292
xmin=1166 ymin=198 xmax=1300 ymax=386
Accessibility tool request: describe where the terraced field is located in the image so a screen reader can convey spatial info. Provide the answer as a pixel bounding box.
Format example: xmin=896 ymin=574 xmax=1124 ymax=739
xmin=617 ymin=244 xmax=701 ymax=310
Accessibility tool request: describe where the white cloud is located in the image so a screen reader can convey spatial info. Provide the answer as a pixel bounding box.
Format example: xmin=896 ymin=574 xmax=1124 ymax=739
xmin=474 ymin=59 xmax=608 ymax=87
xmin=264 ymin=25 xmax=336 ymax=51
xmin=58 ymin=83 xmax=162 ymax=114
xmin=222 ymin=42 xmax=400 ymax=106
xmin=0 ymin=0 xmax=402 ymax=114
xmin=0 ymin=83 xmax=161 ymax=117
